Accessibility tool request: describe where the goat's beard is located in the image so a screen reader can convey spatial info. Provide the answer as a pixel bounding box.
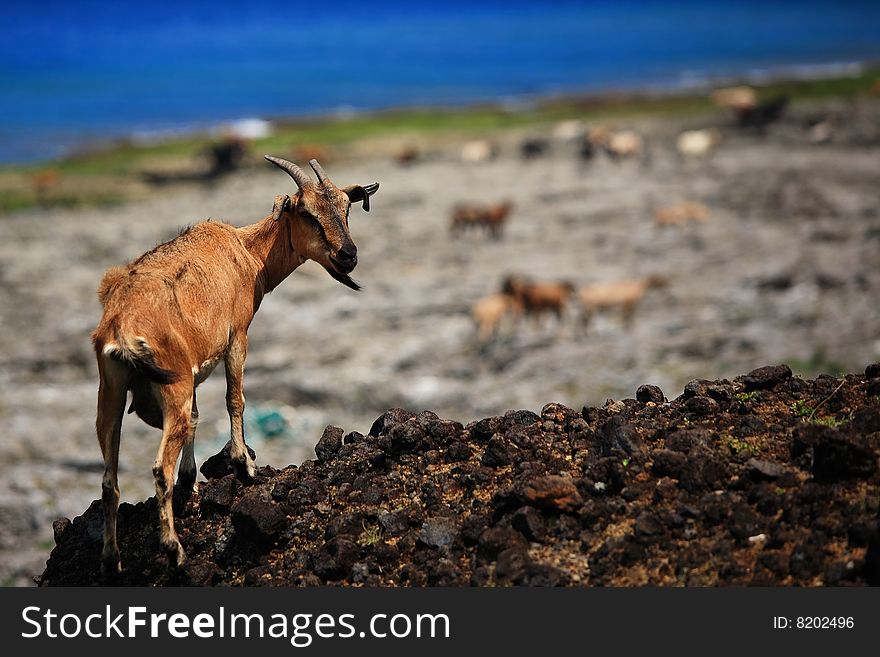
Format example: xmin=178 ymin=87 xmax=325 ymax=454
xmin=325 ymin=265 xmax=361 ymax=291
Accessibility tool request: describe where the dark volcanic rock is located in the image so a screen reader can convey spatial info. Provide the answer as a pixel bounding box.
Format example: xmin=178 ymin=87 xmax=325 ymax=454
xmin=737 ymin=364 xmax=793 ymax=391
xmin=369 ymin=408 xmax=415 ymax=437
xmin=418 ymin=517 xmax=459 ymax=549
xmin=636 ymin=384 xmax=665 ymax=404
xmin=793 ymin=424 xmax=878 ymax=482
xmin=230 ymin=489 xmax=287 ymax=545
xmin=38 ymin=366 xmax=880 ymax=587
xmin=521 ymin=476 xmax=583 ymax=513
xmin=315 ymin=425 xmax=343 ymax=461
xmin=200 ymin=442 xmax=258 ymax=480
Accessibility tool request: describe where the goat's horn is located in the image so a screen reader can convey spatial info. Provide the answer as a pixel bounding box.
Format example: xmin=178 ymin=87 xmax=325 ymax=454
xmin=264 ymin=155 xmax=313 ymax=189
xmin=309 ymin=159 xmax=330 ymax=186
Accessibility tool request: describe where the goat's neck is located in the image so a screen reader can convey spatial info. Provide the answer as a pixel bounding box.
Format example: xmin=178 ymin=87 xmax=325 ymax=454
xmin=239 ymin=214 xmax=305 ymax=293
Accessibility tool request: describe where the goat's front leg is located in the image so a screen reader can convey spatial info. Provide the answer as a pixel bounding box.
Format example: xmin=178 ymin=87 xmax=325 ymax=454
xmin=226 ymin=335 xmax=256 ymax=482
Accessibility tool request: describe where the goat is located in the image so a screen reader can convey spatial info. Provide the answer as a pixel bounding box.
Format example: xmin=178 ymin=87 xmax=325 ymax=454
xmin=577 ymin=275 xmax=668 ymax=330
xmin=711 ymin=86 xmax=757 ymax=112
xmin=503 ymin=275 xmax=575 ymax=324
xmin=676 ymin=128 xmax=721 ymax=160
xmin=472 ymin=292 xmax=523 ymax=342
xmin=91 ymin=156 xmax=378 ymax=573
xmin=460 ymin=139 xmax=498 ymax=164
xmin=520 ymin=136 xmax=550 ymax=160
xmin=737 ymin=96 xmax=789 ymax=130
xmin=587 ymin=127 xmax=644 ymax=161
xmin=654 ymin=201 xmax=710 ymax=227
xmin=396 ymin=145 xmax=420 ymax=166
xmin=450 ymin=201 xmax=513 ymax=239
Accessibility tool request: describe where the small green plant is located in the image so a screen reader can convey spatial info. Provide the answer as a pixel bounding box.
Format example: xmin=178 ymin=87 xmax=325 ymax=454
xmin=790 ymin=400 xmax=814 ymax=417
xmin=357 ymin=524 xmax=383 ymax=547
xmin=735 ymin=391 xmax=758 ymax=403
xmin=621 ymin=457 xmax=631 ymax=468
xmin=724 ymin=436 xmax=759 ymax=456
xmin=811 ymin=412 xmax=853 ymax=429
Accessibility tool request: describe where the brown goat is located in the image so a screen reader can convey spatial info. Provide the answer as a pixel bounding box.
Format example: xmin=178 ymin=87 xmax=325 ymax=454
xmin=450 ymin=201 xmax=513 ymax=239
xmin=471 ymin=292 xmax=523 ymax=342
xmin=503 ymin=275 xmax=575 ymax=323
xmin=91 ymin=156 xmax=378 ymax=573
xmin=654 ymin=201 xmax=710 ymax=227
xmin=577 ymin=275 xmax=668 ymax=330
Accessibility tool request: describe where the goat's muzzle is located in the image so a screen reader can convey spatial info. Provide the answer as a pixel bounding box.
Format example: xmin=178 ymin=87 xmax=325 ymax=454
xmin=331 ymin=245 xmax=358 ymax=273
xmin=325 ymin=245 xmax=360 ymax=291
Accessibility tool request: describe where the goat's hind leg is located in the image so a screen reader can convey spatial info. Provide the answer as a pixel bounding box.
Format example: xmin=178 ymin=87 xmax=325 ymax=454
xmin=176 ymin=391 xmax=199 ymax=494
xmin=153 ymin=385 xmax=192 ymax=568
xmin=96 ymin=358 xmax=128 ymax=575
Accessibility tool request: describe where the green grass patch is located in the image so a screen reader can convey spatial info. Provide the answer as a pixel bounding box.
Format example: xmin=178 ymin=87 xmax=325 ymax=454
xmin=790 ymin=400 xmax=815 ymax=418
xmin=724 ymin=435 xmax=760 ymax=456
xmin=735 ymin=391 xmax=758 ymax=403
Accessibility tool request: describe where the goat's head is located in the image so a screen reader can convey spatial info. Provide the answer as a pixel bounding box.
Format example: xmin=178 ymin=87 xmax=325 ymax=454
xmin=265 ymin=155 xmax=379 ymax=290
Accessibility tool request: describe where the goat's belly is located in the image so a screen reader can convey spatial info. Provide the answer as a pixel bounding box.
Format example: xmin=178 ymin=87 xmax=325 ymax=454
xmin=193 ymin=356 xmax=222 ymax=386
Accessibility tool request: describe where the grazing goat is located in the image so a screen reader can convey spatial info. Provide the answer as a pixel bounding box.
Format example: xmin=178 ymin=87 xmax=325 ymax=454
xmin=711 ymin=86 xmax=757 ymax=112
xmin=587 ymin=127 xmax=644 ymax=161
xmin=450 ymin=201 xmax=513 ymax=239
xmin=520 ymin=136 xmax=551 ymax=160
xmin=676 ymin=128 xmax=721 ymax=160
xmin=577 ymin=275 xmax=668 ymax=330
xmin=654 ymin=201 xmax=710 ymax=227
xmin=472 ymin=292 xmax=523 ymax=342
xmin=396 ymin=145 xmax=420 ymax=166
xmin=460 ymin=139 xmax=498 ymax=164
xmin=91 ymin=156 xmax=378 ymax=573
xmin=503 ymin=275 xmax=575 ymax=324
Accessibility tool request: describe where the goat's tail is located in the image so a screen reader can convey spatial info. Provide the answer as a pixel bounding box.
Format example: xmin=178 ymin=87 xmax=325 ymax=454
xmin=99 ymin=334 xmax=179 ymax=385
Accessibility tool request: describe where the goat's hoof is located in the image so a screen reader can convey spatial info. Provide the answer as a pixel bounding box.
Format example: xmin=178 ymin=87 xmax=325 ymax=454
xmin=101 ymin=552 xmax=122 ymax=577
xmin=232 ymin=459 xmax=257 ymax=484
xmin=163 ymin=542 xmax=187 ymax=570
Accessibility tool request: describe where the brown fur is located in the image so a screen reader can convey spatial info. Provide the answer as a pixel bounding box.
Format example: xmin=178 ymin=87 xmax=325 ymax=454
xmin=578 ymin=275 xmax=668 ymax=329
xmin=91 ymin=157 xmax=378 ymax=574
xmin=472 ymin=292 xmax=523 ymax=342
xmin=503 ymin=275 xmax=575 ymax=321
xmin=450 ymin=201 xmax=513 ymax=239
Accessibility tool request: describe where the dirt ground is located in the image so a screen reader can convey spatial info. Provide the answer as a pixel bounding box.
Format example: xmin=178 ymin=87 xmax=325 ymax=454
xmin=2 ymin=96 xmax=880 ymax=584
xmin=39 ymin=365 xmax=880 ymax=586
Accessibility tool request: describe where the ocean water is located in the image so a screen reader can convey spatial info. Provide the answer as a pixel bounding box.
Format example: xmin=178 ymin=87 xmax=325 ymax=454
xmin=2 ymin=0 xmax=879 ymax=164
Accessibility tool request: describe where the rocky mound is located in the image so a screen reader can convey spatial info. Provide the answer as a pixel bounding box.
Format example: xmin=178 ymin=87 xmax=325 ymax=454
xmin=39 ymin=364 xmax=880 ymax=586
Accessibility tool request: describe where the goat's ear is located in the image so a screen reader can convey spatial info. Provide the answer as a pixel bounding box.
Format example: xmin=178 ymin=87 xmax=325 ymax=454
xmin=343 ymin=182 xmax=379 ymax=212
xmin=272 ymin=194 xmax=291 ymax=221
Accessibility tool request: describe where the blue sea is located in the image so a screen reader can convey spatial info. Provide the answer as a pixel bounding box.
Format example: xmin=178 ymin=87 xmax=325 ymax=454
xmin=2 ymin=0 xmax=879 ymax=164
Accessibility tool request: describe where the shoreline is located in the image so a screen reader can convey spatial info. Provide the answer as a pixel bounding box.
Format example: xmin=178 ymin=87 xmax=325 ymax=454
xmin=8 ymin=60 xmax=880 ymax=166
xmin=0 ymin=63 xmax=877 ymax=214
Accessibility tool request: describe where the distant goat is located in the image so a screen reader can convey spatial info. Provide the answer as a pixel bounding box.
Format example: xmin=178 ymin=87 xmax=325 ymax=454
xmin=520 ymin=136 xmax=551 ymax=160
xmin=587 ymin=127 xmax=644 ymax=161
xmin=737 ymin=96 xmax=789 ymax=130
xmin=91 ymin=156 xmax=378 ymax=573
xmin=450 ymin=201 xmax=514 ymax=239
xmin=503 ymin=275 xmax=575 ymax=323
xmin=577 ymin=275 xmax=668 ymax=330
xmin=654 ymin=201 xmax=710 ymax=227
xmin=396 ymin=145 xmax=420 ymax=166
xmin=472 ymin=292 xmax=523 ymax=342
xmin=461 ymin=139 xmax=498 ymax=164
xmin=676 ymin=128 xmax=721 ymax=160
